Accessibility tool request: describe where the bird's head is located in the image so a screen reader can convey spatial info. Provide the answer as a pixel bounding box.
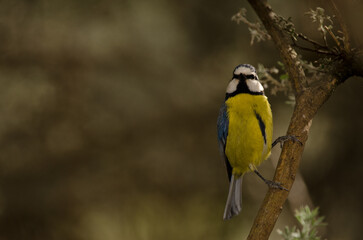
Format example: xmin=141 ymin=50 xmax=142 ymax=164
xmin=225 ymin=64 xmax=264 ymax=100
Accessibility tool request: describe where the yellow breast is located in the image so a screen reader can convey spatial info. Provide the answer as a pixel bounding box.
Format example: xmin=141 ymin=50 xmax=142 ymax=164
xmin=225 ymin=94 xmax=272 ymax=176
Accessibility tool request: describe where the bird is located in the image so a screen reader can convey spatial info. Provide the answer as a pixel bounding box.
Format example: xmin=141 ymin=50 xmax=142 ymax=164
xmin=217 ymin=64 xmax=274 ymax=220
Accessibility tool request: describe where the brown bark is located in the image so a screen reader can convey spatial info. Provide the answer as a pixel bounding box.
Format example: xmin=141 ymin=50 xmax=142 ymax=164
xmin=245 ymin=0 xmax=363 ymax=239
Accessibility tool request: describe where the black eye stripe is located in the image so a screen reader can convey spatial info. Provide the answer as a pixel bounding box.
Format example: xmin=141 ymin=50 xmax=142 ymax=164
xmin=246 ymin=74 xmax=255 ymax=79
xmin=233 ymin=73 xmax=258 ymax=80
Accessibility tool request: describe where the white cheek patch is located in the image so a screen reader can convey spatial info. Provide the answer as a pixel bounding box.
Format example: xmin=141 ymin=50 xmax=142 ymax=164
xmin=234 ymin=66 xmax=253 ymax=75
xmin=226 ymin=79 xmax=239 ymax=93
xmin=246 ymin=79 xmax=264 ymax=93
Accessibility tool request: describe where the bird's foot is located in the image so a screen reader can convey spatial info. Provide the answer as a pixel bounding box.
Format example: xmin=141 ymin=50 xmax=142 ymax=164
xmin=253 ymin=169 xmax=289 ymax=191
xmin=272 ymin=135 xmax=302 ymax=148
xmin=263 ymin=179 xmax=289 ymax=191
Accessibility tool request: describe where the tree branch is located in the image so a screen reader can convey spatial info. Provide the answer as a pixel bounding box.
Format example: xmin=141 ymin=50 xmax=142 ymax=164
xmin=247 ymin=0 xmax=306 ymax=95
xmin=245 ymin=1 xmax=362 ymax=239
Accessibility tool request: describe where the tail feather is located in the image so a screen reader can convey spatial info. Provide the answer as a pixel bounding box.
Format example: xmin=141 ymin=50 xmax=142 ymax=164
xmin=223 ymin=175 xmax=243 ymax=220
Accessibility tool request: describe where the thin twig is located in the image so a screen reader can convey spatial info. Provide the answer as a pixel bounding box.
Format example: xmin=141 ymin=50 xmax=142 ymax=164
xmin=296 ymin=33 xmax=329 ymax=50
xmin=231 ymin=9 xmax=271 ymax=44
xmin=292 ymin=42 xmax=338 ymax=56
xmin=325 ymin=26 xmax=341 ymax=49
xmin=328 ymin=0 xmax=350 ymax=52
xmin=322 ymin=31 xmax=329 ymax=48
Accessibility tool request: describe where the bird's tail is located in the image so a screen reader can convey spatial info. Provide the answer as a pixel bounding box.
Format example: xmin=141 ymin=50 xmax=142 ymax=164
xmin=223 ymin=175 xmax=243 ymax=220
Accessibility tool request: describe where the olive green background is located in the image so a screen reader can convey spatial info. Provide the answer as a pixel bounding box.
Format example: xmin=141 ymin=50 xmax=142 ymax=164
xmin=0 ymin=0 xmax=362 ymax=239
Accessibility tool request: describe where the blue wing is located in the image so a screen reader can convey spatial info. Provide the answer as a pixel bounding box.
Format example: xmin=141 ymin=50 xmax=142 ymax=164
xmin=217 ymin=103 xmax=232 ymax=181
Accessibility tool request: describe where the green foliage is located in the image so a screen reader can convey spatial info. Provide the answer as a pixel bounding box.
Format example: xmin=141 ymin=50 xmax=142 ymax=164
xmin=257 ymin=62 xmax=289 ymax=95
xmin=277 ymin=206 xmax=326 ymax=240
xmin=256 ymin=62 xmax=295 ymax=105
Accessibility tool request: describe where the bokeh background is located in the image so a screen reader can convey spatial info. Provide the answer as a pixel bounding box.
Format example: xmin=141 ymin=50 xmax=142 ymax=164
xmin=0 ymin=0 xmax=362 ymax=239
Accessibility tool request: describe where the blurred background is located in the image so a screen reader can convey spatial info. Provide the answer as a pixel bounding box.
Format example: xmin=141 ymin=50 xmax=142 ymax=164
xmin=0 ymin=0 xmax=362 ymax=239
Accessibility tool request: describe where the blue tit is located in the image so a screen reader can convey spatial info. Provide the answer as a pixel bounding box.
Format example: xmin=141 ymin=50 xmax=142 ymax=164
xmin=217 ymin=64 xmax=273 ymax=220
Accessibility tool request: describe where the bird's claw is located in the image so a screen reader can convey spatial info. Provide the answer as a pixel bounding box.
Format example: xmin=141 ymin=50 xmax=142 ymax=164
xmin=264 ymin=180 xmax=289 ymax=191
xmin=272 ymin=135 xmax=302 ymax=149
